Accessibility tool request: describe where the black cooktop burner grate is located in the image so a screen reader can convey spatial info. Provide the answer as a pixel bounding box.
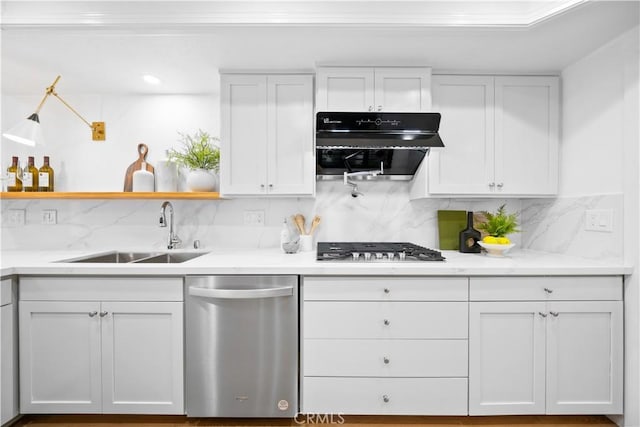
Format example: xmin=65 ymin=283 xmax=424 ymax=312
xmin=316 ymin=242 xmax=445 ymax=262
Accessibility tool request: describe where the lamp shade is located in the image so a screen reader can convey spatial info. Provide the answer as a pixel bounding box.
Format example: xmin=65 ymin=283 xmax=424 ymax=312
xmin=2 ymin=113 xmax=44 ymax=147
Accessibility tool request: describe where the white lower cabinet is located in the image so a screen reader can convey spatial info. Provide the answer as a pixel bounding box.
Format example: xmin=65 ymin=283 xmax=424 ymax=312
xmin=302 ymin=276 xmax=469 ymax=415
xmin=19 ymin=277 xmax=184 ymax=415
xmin=1 ymin=277 xmax=19 ymax=425
xmin=469 ymin=277 xmax=623 ymax=416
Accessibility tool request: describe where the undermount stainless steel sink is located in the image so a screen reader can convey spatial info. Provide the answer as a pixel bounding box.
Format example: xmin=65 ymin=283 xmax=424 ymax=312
xmin=134 ymin=252 xmax=207 ymax=264
xmin=59 ymin=251 xmax=208 ymax=264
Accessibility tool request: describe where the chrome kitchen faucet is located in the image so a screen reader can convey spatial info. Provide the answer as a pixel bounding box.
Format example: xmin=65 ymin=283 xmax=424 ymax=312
xmin=159 ymin=201 xmax=181 ymax=249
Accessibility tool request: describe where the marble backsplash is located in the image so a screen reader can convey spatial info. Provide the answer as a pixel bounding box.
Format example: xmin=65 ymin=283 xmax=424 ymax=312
xmin=0 ymin=182 xmax=624 ymax=262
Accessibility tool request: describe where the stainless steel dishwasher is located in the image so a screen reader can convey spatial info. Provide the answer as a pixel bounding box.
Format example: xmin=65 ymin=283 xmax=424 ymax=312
xmin=185 ymin=275 xmax=298 ymax=417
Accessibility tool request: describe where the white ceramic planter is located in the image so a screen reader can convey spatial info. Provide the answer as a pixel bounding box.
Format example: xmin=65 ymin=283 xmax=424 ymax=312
xmin=186 ymin=169 xmax=218 ymax=192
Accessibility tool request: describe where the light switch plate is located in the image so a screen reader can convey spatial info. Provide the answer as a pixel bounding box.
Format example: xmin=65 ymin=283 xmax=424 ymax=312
xmin=7 ymin=209 xmax=26 ymax=226
xmin=243 ymin=210 xmax=265 ymax=226
xmin=42 ymin=209 xmax=57 ymax=225
xmin=585 ymin=209 xmax=613 ymax=232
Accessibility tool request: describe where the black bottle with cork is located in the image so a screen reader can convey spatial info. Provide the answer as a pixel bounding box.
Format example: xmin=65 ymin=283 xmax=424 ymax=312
xmin=459 ymin=211 xmax=481 ymax=253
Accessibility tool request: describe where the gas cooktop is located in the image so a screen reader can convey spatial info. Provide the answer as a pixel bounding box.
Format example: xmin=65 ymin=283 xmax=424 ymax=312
xmin=316 ymin=242 xmax=445 ymax=262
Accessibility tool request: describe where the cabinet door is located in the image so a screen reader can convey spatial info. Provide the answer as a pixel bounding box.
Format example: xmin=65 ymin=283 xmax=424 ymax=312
xmin=494 ymin=76 xmax=559 ymax=195
xmin=19 ymin=301 xmax=102 ymax=413
xmin=546 ymin=301 xmax=623 ymax=414
xmin=220 ymin=74 xmax=268 ymax=195
xmin=266 ymin=75 xmax=315 ymax=195
xmin=374 ymin=68 xmax=432 ymax=112
xmin=428 ymin=75 xmax=495 ymax=194
xmin=1 ymin=278 xmax=18 ymax=425
xmin=469 ymin=302 xmax=546 ymax=415
xmin=101 ymin=302 xmax=183 ymax=414
xmin=316 ymin=67 xmax=375 ymax=111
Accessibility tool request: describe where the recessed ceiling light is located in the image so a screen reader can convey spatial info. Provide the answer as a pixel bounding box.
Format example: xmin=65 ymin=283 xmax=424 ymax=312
xmin=143 ymin=75 xmax=161 ymax=85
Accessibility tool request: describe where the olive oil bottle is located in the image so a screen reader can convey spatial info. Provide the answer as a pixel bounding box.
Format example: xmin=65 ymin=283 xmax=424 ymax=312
xmin=23 ymin=156 xmax=39 ymax=192
xmin=459 ymin=211 xmax=481 ymax=253
xmin=38 ymin=156 xmax=54 ymax=192
xmin=7 ymin=156 xmax=22 ymax=192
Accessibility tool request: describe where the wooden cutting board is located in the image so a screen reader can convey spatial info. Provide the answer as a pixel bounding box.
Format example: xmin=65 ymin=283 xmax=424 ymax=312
xmin=123 ymin=143 xmax=154 ymax=192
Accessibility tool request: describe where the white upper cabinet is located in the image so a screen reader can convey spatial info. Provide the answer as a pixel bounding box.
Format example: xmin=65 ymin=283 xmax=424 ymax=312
xmin=494 ymin=76 xmax=559 ymax=195
xmin=412 ymin=74 xmax=559 ymax=198
xmin=221 ymin=73 xmax=315 ymax=196
xmin=316 ymin=67 xmax=432 ymax=112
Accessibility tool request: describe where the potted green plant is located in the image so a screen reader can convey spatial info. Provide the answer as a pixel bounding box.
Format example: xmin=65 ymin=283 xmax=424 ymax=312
xmin=476 ymin=204 xmax=520 ymax=256
xmin=167 ymin=130 xmax=220 ymax=192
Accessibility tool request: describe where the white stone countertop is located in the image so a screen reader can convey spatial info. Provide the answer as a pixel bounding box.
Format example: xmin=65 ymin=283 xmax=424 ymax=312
xmin=0 ymin=247 xmax=632 ymax=277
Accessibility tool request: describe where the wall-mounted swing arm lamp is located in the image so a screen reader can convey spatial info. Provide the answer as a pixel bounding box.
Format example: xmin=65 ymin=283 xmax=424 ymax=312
xmin=2 ymin=75 xmax=106 ymax=147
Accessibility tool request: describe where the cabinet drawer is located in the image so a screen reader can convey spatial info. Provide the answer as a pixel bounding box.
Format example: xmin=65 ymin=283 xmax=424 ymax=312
xmin=304 ymin=339 xmax=467 ymax=377
xmin=304 ymin=302 xmax=467 ymax=339
xmin=470 ymin=276 xmax=622 ymax=301
xmin=303 ymin=276 xmax=467 ymax=301
xmin=303 ymin=377 xmax=467 ymax=415
xmin=19 ymin=276 xmax=183 ymax=302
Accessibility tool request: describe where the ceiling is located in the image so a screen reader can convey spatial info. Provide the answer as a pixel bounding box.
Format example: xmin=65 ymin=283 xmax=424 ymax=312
xmin=1 ymin=0 xmax=638 ymax=95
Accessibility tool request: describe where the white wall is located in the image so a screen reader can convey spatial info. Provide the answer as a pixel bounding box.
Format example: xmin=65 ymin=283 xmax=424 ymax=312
xmin=1 ymin=94 xmax=219 ymax=191
xmin=559 ymin=28 xmax=637 ymax=197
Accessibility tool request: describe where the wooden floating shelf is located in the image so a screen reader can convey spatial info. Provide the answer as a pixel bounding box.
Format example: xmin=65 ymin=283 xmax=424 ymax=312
xmin=0 ymin=192 xmax=222 ymax=200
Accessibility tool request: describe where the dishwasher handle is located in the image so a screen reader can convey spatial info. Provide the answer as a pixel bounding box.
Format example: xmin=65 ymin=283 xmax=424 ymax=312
xmin=188 ymin=285 xmax=294 ymax=299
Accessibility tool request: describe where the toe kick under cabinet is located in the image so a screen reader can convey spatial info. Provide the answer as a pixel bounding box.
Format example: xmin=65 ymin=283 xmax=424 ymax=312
xmin=301 ymin=276 xmax=469 ymax=415
xmin=18 ymin=276 xmax=184 ymax=415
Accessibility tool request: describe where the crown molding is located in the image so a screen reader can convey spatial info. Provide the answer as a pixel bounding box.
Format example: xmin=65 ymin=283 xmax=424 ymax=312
xmin=1 ymin=0 xmax=588 ymax=29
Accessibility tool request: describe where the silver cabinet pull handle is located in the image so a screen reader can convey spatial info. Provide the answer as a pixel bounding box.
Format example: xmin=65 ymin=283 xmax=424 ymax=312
xmin=377 ymin=105 xmax=382 ymax=111
xmin=383 ymin=288 xmax=390 ymax=294
xmin=497 ymin=182 xmax=504 ymax=188
xmin=550 ymin=311 xmax=559 ymax=317
xmin=368 ymin=106 xmax=373 ymax=111
xmin=382 ymin=395 xmax=390 ymax=403
xmin=489 ymin=182 xmax=495 ymax=188
xmin=88 ymin=311 xmax=98 ymax=317
xmin=383 ymin=357 xmax=390 ymax=364
xmin=99 ymin=311 xmax=108 ymax=317
xmin=544 ymin=287 xmax=553 ymax=294
xmin=539 ymin=312 xmax=548 ymax=318
xmin=383 ymin=319 xmax=390 ymax=326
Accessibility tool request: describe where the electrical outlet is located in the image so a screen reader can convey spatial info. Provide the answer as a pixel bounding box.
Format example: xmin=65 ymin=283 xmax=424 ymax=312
xmin=42 ymin=209 xmax=57 ymax=225
xmin=243 ymin=210 xmax=265 ymax=226
xmin=585 ymin=209 xmax=613 ymax=232
xmin=7 ymin=209 xmax=26 ymax=226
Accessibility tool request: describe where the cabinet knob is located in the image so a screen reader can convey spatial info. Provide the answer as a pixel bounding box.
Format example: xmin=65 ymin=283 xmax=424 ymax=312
xmin=383 ymin=319 xmax=390 ymax=326
xmin=99 ymin=311 xmax=109 ymax=317
xmin=489 ymin=182 xmax=495 ymax=188
xmin=382 ymin=395 xmax=390 ymax=403
xmin=377 ymin=105 xmax=382 ymax=111
xmin=88 ymin=311 xmax=98 ymax=317
xmin=544 ymin=287 xmax=553 ymax=294
xmin=260 ymin=184 xmax=265 ymax=189
xmin=368 ymin=106 xmax=373 ymax=112
xmin=383 ymin=288 xmax=390 ymax=294
xmin=550 ymin=311 xmax=559 ymax=317
xmin=383 ymin=357 xmax=390 ymax=364
xmin=268 ymin=184 xmax=273 ymax=188
xmin=497 ymin=182 xmax=504 ymax=188
xmin=538 ymin=312 xmax=548 ymax=318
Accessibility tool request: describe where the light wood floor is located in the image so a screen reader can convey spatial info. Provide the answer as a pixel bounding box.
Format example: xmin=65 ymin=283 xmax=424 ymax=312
xmin=12 ymin=415 xmax=616 ymax=427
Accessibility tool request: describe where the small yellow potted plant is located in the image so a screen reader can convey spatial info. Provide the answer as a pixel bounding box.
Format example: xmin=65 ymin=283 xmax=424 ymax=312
xmin=477 ymin=204 xmax=519 ymax=256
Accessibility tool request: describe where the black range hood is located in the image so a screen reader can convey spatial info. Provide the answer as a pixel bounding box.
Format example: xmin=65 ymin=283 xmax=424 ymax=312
xmin=316 ymin=112 xmax=444 ymax=149
xmin=316 ymin=112 xmax=444 ymax=180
